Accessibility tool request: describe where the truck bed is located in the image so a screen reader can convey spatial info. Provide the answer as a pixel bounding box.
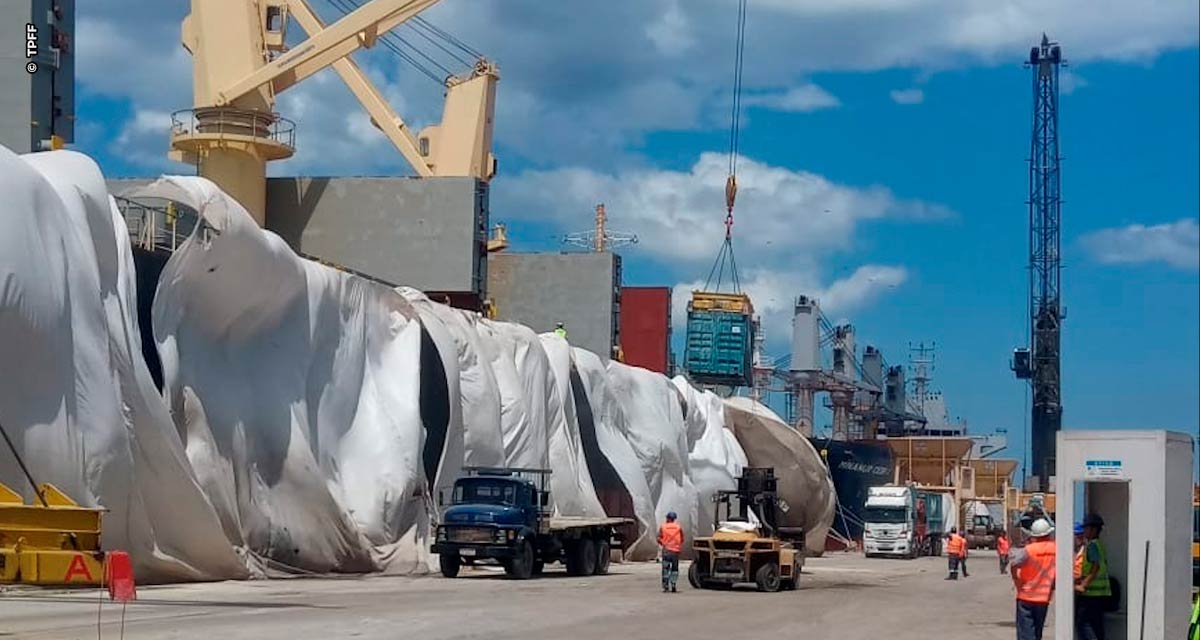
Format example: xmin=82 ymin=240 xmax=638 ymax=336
xmin=547 ymin=516 xmax=633 ymax=532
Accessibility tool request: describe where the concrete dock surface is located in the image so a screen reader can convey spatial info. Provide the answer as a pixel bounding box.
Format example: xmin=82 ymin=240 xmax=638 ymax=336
xmin=1 ymin=551 xmax=1042 ymax=639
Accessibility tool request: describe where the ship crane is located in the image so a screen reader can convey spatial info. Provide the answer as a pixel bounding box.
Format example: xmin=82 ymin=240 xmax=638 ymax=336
xmin=170 ymin=0 xmax=498 ymax=225
xmin=561 ymin=204 xmax=639 ymax=252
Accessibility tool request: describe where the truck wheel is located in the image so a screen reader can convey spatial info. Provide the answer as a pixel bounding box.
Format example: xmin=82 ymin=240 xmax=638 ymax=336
xmin=593 ymin=540 xmax=610 ymax=575
xmin=755 ymin=562 xmax=781 ymax=593
xmin=688 ymin=562 xmax=703 ymax=589
xmin=579 ymin=539 xmax=598 ymax=576
xmin=505 ymin=540 xmax=534 ymax=580
xmin=439 ymin=554 xmax=461 ymax=578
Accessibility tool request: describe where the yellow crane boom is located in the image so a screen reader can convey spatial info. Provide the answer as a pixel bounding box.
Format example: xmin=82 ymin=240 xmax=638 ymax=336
xmin=171 ymin=0 xmax=498 ymax=225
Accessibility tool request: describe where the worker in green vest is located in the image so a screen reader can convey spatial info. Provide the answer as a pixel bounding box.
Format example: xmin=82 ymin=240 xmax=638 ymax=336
xmin=554 ymin=322 xmax=567 ymax=340
xmin=1190 ymin=592 xmax=1199 ymax=640
xmin=1074 ymin=513 xmax=1111 ymax=640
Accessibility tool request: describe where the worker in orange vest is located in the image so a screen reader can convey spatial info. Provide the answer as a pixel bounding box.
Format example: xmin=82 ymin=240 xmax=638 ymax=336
xmin=997 ymin=530 xmax=1012 ymax=574
xmin=945 ymin=527 xmax=969 ymax=580
xmin=658 ymin=511 xmax=684 ymax=593
xmin=1009 ymin=518 xmax=1057 ymax=640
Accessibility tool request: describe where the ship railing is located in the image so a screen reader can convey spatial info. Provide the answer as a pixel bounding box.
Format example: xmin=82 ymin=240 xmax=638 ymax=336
xmin=113 ymin=195 xmax=203 ymax=255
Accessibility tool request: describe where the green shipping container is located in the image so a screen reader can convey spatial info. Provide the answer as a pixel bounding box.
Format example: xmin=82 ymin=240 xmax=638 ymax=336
xmin=684 ymin=309 xmax=753 ymax=386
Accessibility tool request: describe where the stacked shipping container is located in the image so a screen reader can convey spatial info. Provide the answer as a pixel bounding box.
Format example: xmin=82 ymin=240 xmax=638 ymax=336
xmin=618 ymin=287 xmax=671 ymax=374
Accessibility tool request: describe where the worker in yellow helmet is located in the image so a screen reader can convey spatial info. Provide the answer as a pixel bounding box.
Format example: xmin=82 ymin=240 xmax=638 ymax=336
xmin=554 ymin=322 xmax=567 ymax=340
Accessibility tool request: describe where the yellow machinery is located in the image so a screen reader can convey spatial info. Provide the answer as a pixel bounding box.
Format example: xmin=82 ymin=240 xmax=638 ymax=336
xmin=0 ymin=482 xmax=108 ymax=586
xmin=170 ymin=0 xmax=499 ymax=225
xmin=688 ymin=468 xmax=803 ymax=592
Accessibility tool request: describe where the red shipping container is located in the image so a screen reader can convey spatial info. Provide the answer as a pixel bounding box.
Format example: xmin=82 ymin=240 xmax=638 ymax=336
xmin=619 ymin=287 xmax=671 ymax=374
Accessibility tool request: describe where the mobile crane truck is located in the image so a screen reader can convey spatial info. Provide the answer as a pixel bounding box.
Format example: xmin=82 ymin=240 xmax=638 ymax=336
xmin=431 ymin=467 xmax=633 ymax=579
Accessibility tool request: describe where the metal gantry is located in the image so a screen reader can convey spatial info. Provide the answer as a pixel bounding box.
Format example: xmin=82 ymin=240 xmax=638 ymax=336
xmin=1013 ymin=34 xmax=1065 ymax=491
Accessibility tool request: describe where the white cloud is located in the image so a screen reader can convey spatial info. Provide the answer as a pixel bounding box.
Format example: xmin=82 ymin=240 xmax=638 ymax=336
xmin=1080 ymin=218 xmax=1200 ymax=270
xmin=646 ymin=0 xmax=696 ymax=56
xmin=111 ymin=109 xmax=184 ymax=174
xmin=889 ymin=88 xmax=925 ymax=105
xmin=744 ymin=85 xmax=841 ymax=113
xmin=74 ymin=1 xmax=1198 ymax=176
xmin=494 ymin=152 xmax=952 ymax=266
xmin=670 ymin=265 xmax=909 ymax=351
xmin=1060 ymin=70 xmax=1089 ymax=95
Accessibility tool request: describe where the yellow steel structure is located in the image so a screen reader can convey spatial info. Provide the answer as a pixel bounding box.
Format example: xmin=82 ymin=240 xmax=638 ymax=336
xmin=0 ymin=482 xmax=107 ymax=586
xmin=689 ymin=291 xmax=753 ymax=315
xmin=487 ymin=223 xmax=509 ymax=252
xmin=171 ymin=0 xmax=499 ymax=225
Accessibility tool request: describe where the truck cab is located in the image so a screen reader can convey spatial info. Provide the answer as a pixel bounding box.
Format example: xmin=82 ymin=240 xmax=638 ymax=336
xmin=431 ymin=467 xmax=628 ymax=580
xmin=863 ymin=485 xmax=916 ymax=558
xmin=432 ymin=468 xmax=549 ymax=578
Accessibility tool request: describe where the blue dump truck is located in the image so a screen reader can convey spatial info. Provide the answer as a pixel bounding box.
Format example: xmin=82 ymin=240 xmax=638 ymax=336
xmin=431 ymin=467 xmax=633 ymax=580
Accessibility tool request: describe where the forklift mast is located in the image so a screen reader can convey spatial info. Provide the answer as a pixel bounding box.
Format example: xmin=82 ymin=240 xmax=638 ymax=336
xmin=715 ymin=467 xmax=782 ymax=535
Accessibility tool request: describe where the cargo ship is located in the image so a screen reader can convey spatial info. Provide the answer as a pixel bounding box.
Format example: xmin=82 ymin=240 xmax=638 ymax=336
xmin=809 ymin=436 xmax=895 ymax=542
xmin=806 ymin=389 xmax=1006 ymax=545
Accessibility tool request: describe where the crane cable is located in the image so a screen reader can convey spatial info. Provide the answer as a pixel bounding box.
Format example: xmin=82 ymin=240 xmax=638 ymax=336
xmin=725 ymin=0 xmax=748 ymax=223
xmin=0 ymin=418 xmax=49 ymax=507
xmin=324 ymin=0 xmax=474 ymax=85
xmin=703 ymin=0 xmax=749 ymax=294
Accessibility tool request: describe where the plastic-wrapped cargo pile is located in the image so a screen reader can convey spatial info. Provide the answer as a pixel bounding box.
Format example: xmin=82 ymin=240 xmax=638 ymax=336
xmin=0 ymin=148 xmax=835 ymax=582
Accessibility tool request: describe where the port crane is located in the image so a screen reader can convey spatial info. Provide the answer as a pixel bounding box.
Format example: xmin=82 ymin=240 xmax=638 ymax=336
xmin=170 ymin=0 xmax=499 ymax=224
xmin=1012 ymin=35 xmax=1065 ymax=492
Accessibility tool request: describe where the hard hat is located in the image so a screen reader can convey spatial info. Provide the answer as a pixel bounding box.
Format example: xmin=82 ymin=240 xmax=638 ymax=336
xmin=556 ymin=322 xmax=564 ymax=328
xmin=666 ymin=511 xmax=677 ymax=521
xmin=1073 ymin=522 xmax=1085 ymax=536
xmin=1082 ymin=513 xmax=1104 ymax=528
xmin=1029 ymin=518 xmax=1054 ymax=537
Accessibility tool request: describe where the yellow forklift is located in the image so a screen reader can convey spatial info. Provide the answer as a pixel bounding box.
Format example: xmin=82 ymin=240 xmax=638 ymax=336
xmin=688 ymin=467 xmax=804 ymax=592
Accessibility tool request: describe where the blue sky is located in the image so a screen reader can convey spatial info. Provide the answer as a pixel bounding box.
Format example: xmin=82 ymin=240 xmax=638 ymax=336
xmin=72 ymin=1 xmax=1199 ymax=481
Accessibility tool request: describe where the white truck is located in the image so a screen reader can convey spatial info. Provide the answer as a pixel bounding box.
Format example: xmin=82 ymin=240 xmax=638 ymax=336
xmin=862 ymin=484 xmax=945 ymax=559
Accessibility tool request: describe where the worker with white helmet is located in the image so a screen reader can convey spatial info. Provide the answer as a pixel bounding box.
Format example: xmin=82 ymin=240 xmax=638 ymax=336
xmin=1009 ymin=518 xmax=1057 ymax=640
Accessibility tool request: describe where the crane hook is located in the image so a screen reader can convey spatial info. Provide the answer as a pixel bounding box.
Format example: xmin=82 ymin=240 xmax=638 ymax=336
xmin=725 ymin=174 xmax=738 ymax=214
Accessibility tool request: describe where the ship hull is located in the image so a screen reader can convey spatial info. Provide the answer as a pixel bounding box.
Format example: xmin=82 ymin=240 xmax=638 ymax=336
xmin=808 ymin=437 xmax=896 ymax=546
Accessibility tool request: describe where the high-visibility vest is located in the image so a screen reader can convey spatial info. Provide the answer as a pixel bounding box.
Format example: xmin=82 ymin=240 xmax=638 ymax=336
xmin=554 ymin=327 xmax=567 ymax=339
xmin=1073 ymin=546 xmax=1084 ymax=581
xmin=946 ymin=534 xmax=966 ymax=557
xmin=997 ymin=536 xmax=1011 ymax=555
xmin=1081 ymin=538 xmax=1111 ymax=597
xmin=658 ymin=521 xmax=683 ymax=554
xmin=1189 ymin=592 xmax=1199 ymax=640
xmin=1014 ymin=539 xmax=1056 ymax=604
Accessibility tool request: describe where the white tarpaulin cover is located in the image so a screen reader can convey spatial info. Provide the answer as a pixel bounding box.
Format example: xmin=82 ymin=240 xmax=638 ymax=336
xmin=723 ymin=396 xmax=836 ymax=555
xmin=605 ymin=362 xmax=698 ymax=556
xmin=399 ymin=287 xmax=504 ymax=468
xmin=3 ymin=150 xmax=842 ymax=581
xmin=0 ymin=149 xmax=246 ymax=582
xmin=145 ymin=174 xmax=466 ymax=576
xmin=572 ymin=349 xmax=656 ymax=558
xmin=673 ymin=379 xmax=748 ymax=537
xmin=477 ymin=320 xmax=549 ymax=469
xmin=538 ymin=334 xmax=605 ymax=518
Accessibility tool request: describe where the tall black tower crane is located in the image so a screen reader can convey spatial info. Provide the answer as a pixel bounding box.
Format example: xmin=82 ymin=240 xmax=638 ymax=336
xmin=1013 ymin=35 xmax=1065 ymax=492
